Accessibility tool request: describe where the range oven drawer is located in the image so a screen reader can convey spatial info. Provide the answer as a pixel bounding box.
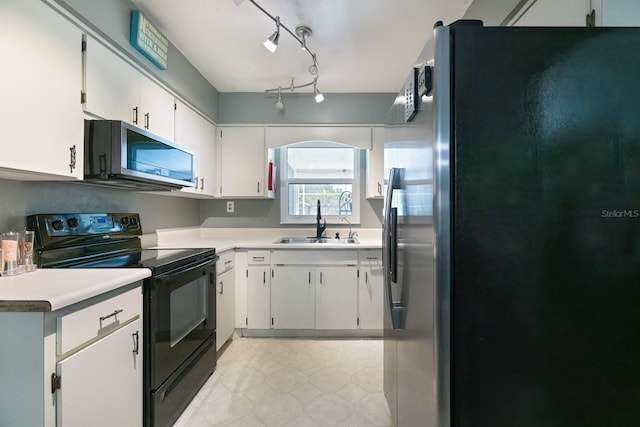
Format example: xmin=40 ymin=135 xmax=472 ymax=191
xmin=150 ymin=337 xmax=215 ymax=427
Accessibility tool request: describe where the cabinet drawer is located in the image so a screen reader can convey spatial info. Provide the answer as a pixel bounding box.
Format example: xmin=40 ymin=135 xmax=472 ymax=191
xmin=359 ymin=250 xmax=382 ymax=264
xmin=272 ymin=250 xmax=357 ymax=265
xmin=57 ymin=287 xmax=142 ymax=356
xmin=247 ymin=250 xmax=270 ymax=265
xmin=216 ymin=251 xmax=235 ymax=273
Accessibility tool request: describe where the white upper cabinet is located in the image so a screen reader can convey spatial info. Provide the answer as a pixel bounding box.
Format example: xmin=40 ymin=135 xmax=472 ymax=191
xmin=174 ymin=100 xmax=216 ymax=197
xmin=511 ymin=0 xmax=588 ymax=26
xmin=138 ymin=74 xmax=175 ymax=141
xmin=217 ymin=127 xmax=274 ymax=199
xmin=366 ymin=127 xmax=385 ymax=199
xmin=0 ymin=0 xmax=84 ymax=180
xmin=84 ymin=36 xmax=139 ymax=125
xmin=83 ymin=35 xmax=175 ymax=141
xmin=590 ymin=0 xmax=640 ymax=25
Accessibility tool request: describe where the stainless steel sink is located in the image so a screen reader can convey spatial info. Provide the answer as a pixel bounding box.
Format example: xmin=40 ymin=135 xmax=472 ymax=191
xmin=274 ymin=237 xmax=359 ymax=244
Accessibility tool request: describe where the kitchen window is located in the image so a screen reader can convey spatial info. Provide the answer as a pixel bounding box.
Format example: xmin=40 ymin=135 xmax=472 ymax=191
xmin=280 ymin=142 xmax=360 ymax=224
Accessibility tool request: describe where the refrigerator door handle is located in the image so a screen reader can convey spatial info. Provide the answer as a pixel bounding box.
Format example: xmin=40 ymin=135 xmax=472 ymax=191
xmin=383 ymin=168 xmax=403 ymax=329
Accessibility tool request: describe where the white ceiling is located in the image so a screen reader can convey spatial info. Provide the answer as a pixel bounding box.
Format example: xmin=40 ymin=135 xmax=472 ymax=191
xmin=131 ymin=0 xmax=472 ymax=94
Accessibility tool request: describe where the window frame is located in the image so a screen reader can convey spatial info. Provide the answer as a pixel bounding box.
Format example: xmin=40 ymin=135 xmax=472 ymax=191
xmin=279 ymin=141 xmax=361 ymax=225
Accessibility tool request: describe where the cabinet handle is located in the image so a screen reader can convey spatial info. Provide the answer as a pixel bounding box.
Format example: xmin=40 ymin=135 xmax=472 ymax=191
xmin=257 ymin=181 xmax=260 ymax=194
xmin=365 ymin=271 xmax=369 ymax=285
xmin=144 ymin=112 xmax=150 ymax=129
xmin=99 ymin=309 xmax=123 ymax=324
xmin=200 ymin=177 xmax=205 ymax=191
xmin=132 ymin=331 xmax=139 ymax=355
xmin=69 ymin=145 xmax=77 ymax=173
xmin=378 ymin=181 xmax=382 ymax=195
xmin=194 ymin=176 xmax=199 ymax=187
xmin=263 ymin=271 xmax=266 ymax=284
xmin=133 ymin=107 xmax=139 ymax=124
xmin=308 ymin=271 xmax=311 ymax=284
xmin=219 ymin=281 xmax=224 ymax=295
xmin=224 ymin=260 xmax=232 ymax=266
xmin=252 ymin=256 xmax=265 ymax=262
xmin=320 ymin=272 xmax=323 ymax=284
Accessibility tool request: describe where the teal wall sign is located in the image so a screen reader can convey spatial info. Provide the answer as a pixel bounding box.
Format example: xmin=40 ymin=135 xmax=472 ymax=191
xmin=130 ymin=10 xmax=168 ymax=70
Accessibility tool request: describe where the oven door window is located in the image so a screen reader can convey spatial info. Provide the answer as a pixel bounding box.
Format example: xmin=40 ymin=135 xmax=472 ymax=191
xmin=150 ymin=261 xmax=216 ymax=388
xmin=170 ymin=274 xmax=207 ymax=347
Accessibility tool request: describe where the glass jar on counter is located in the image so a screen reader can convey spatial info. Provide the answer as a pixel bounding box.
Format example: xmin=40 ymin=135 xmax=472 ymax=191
xmin=18 ymin=230 xmax=36 ymax=272
xmin=2 ymin=231 xmax=20 ymax=276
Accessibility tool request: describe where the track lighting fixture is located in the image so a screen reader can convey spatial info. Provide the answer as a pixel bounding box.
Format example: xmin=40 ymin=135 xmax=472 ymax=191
xmin=263 ymin=16 xmax=280 ymax=53
xmin=309 ymin=54 xmax=318 ymax=76
xmin=296 ymin=25 xmax=312 ymax=51
xmin=234 ymin=0 xmax=326 ymax=106
xmin=314 ymin=80 xmax=324 ymax=103
xmin=275 ymin=87 xmax=284 ymax=110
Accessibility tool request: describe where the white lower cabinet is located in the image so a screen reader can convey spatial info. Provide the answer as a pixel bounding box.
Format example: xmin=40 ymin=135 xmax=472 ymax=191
xmin=239 ymin=249 xmax=381 ymax=334
xmin=358 ymin=250 xmax=384 ymax=329
xmin=247 ymin=266 xmax=270 ymax=328
xmin=271 ymin=266 xmax=316 ymax=329
xmin=316 ymin=266 xmax=358 ymax=329
xmin=216 ymin=252 xmax=236 ymax=350
xmin=57 ymin=318 xmax=142 ymax=427
xmin=0 ymin=283 xmax=143 ymax=427
xmin=54 ymin=286 xmax=143 ymax=427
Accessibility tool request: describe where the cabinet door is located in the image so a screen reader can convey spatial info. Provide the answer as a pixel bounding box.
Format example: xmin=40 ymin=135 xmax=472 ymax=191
xmin=0 ymin=0 xmax=84 ymax=179
xmin=216 ymin=268 xmax=235 ymax=350
xmin=316 ymin=266 xmax=358 ymax=329
xmin=139 ymin=74 xmax=175 ymax=141
xmin=57 ymin=319 xmax=142 ymax=427
xmin=175 ymin=100 xmax=216 ymax=197
xmin=512 ymin=0 xmax=587 ymax=25
xmin=218 ymin=127 xmax=266 ymax=197
xmin=271 ymin=266 xmax=315 ymax=329
xmin=592 ymin=0 xmax=640 ymax=26
xmin=366 ymin=128 xmax=385 ymax=199
xmin=246 ymin=266 xmax=271 ymax=329
xmin=84 ymin=36 xmax=139 ymax=124
xmin=358 ymin=255 xmax=384 ymax=329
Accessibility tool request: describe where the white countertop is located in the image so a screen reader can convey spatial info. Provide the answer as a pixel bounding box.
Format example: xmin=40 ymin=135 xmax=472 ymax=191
xmin=151 ymin=227 xmax=383 ymax=252
xmin=0 ymin=268 xmax=151 ymax=312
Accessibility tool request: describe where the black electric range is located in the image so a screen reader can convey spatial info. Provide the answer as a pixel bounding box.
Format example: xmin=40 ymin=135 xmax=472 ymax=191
xmin=28 ymin=213 xmax=217 ymax=427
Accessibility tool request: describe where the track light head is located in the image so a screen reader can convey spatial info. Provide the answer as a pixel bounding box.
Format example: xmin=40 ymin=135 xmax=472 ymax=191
xmin=264 ymin=16 xmax=280 ymax=53
xmin=314 ymin=82 xmax=324 ymax=103
xmin=276 ymin=87 xmax=284 ymax=110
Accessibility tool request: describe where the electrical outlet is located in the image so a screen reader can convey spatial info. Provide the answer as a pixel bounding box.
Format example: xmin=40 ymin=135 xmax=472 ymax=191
xmin=226 ymin=201 xmax=235 ymax=213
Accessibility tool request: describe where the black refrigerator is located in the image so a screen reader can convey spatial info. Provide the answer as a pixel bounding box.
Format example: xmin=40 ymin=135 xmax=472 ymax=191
xmin=383 ymin=20 xmax=640 ymax=427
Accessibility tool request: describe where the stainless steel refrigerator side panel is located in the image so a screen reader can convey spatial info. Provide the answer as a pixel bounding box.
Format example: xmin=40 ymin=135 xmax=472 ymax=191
xmin=433 ymin=25 xmax=452 ymax=427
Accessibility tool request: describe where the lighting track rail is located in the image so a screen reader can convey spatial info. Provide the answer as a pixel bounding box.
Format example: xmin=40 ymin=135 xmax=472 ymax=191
xmin=234 ymin=0 xmax=324 ymax=104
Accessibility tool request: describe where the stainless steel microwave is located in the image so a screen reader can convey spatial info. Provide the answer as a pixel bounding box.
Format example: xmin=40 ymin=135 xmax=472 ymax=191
xmin=84 ymin=120 xmax=195 ymax=191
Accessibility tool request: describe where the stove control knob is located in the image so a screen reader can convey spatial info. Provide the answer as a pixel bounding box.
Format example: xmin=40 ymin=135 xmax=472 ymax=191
xmin=121 ymin=216 xmax=129 ymax=226
xmin=51 ymin=219 xmax=64 ymax=231
xmin=129 ymin=217 xmax=138 ymax=226
xmin=67 ymin=217 xmax=79 ymax=228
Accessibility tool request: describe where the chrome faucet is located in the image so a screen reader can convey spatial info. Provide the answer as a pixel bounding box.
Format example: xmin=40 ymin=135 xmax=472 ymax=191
xmin=316 ymin=199 xmax=326 ymax=239
xmin=340 ymin=217 xmax=357 ymax=239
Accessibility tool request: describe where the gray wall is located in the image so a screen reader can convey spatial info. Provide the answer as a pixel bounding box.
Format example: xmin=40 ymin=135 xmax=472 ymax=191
xmin=217 ymin=93 xmax=395 ymax=125
xmin=51 ymin=0 xmax=219 ymax=121
xmin=0 ymin=180 xmax=199 ymax=234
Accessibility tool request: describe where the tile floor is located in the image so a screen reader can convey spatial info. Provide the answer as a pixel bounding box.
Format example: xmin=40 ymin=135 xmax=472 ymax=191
xmin=174 ymin=337 xmax=392 ymax=427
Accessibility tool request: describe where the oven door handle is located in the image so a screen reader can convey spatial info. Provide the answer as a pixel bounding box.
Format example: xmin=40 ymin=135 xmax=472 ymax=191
xmin=153 ymin=257 xmax=217 ymax=281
